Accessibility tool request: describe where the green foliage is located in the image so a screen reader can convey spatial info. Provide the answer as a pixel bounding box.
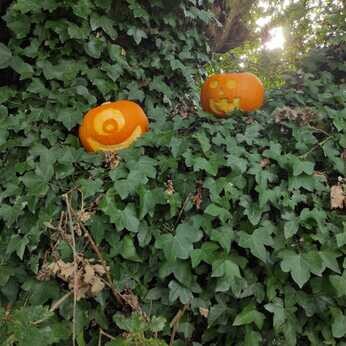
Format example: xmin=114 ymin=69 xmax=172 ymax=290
xmin=0 ymin=0 xmax=346 ymax=345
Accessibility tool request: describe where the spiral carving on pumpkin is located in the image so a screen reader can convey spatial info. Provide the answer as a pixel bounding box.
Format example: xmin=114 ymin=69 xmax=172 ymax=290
xmin=79 ymin=100 xmax=149 ymax=152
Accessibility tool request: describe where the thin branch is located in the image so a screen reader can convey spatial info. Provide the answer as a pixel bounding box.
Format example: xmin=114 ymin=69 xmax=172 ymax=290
xmin=50 ymin=291 xmax=73 ymax=313
xmin=64 ymin=194 xmax=78 ymax=346
xmin=174 ymin=193 xmax=192 ymax=227
xmin=70 ymin=207 xmax=124 ymax=306
xmin=32 ymin=291 xmax=74 ymax=326
xmin=100 ymin=329 xmax=116 ymax=340
xmin=169 ymin=304 xmax=189 ymax=346
xmin=299 ymin=136 xmax=333 ymax=159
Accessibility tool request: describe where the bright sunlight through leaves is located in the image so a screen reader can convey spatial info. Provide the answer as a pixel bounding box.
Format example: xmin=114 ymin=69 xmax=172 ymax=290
xmin=264 ymin=27 xmax=285 ymax=50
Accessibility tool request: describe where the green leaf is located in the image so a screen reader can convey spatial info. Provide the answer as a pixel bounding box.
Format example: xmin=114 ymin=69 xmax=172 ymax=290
xmin=127 ymin=81 xmax=145 ymax=102
xmin=121 ymin=235 xmax=141 ymax=262
xmin=319 ymin=250 xmax=340 ymax=273
xmin=233 ymin=306 xmax=265 ymax=329
xmin=0 ymin=43 xmax=12 ymax=69
xmin=264 ymin=299 xmax=286 ymax=329
xmin=10 ymin=56 xmax=34 ymax=79
xmin=6 ymin=234 xmax=29 ymax=260
xmin=330 ymin=271 xmax=346 ymax=297
xmin=90 ymin=14 xmax=117 ymax=39
xmin=331 ymin=309 xmax=346 ymax=338
xmin=85 ymin=38 xmax=105 ymax=58
xmin=244 ymin=328 xmax=263 ymax=346
xmin=211 ymin=259 xmax=241 ymax=292
xmin=168 ymin=280 xmax=193 ymax=304
xmin=280 ymin=251 xmax=310 ymax=288
xmin=79 ymin=178 xmax=103 ymax=198
xmin=113 ymin=312 xmax=146 ymax=333
xmin=58 ymin=108 xmax=83 ymax=130
xmin=205 ymin=204 xmax=231 ymax=223
xmin=238 ymin=225 xmax=274 ymax=263
xmin=210 ymin=226 xmax=234 ymax=253
xmin=155 ymin=223 xmax=203 ymax=262
xmin=191 ymin=242 xmax=219 ymax=268
xmin=72 ymin=0 xmax=93 ymax=19
xmin=127 ymin=26 xmax=147 ymax=45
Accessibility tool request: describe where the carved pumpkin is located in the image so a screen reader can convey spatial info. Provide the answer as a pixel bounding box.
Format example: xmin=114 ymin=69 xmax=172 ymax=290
xmin=79 ymin=100 xmax=149 ymax=152
xmin=200 ymin=72 xmax=264 ymax=117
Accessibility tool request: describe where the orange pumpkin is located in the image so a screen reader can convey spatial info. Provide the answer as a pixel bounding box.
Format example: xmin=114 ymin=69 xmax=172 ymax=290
xmin=200 ymin=72 xmax=264 ymax=117
xmin=79 ymin=100 xmax=149 ymax=152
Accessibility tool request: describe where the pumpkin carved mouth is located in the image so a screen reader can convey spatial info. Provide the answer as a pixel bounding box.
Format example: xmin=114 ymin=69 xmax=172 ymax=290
xmin=209 ymin=98 xmax=240 ymax=115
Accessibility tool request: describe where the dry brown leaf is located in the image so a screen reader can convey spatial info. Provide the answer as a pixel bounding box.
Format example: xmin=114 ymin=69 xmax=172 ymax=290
xmin=165 ymin=179 xmax=175 ymax=195
xmin=58 ymin=261 xmax=75 ymax=280
xmin=84 ymin=264 xmax=96 ymax=284
xmin=93 ymin=264 xmax=106 ymax=275
xmin=122 ymin=291 xmax=140 ymax=311
xmin=260 ymin=158 xmax=271 ymax=168
xmin=330 ymin=184 xmax=345 ymax=209
xmin=90 ymin=277 xmax=105 ymax=295
xmin=199 ymin=307 xmax=209 ymax=318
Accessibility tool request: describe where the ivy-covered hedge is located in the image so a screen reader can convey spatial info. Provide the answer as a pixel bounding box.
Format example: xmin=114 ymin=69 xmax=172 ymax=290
xmin=0 ymin=0 xmax=346 ymax=345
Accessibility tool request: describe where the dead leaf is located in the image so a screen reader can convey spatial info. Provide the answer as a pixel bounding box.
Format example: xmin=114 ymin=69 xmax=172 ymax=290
xmin=122 ymin=291 xmax=140 ymax=311
xmin=260 ymin=158 xmax=271 ymax=168
xmin=330 ymin=184 xmax=345 ymax=209
xmin=84 ymin=264 xmax=95 ymax=284
xmin=93 ymin=264 xmax=106 ymax=275
xmin=90 ymin=277 xmax=105 ymax=295
xmin=165 ymin=179 xmax=175 ymax=195
xmin=199 ymin=307 xmax=209 ymax=318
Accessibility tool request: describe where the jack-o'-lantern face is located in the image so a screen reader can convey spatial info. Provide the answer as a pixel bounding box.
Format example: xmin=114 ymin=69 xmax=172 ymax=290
xmin=200 ymin=72 xmax=265 ymax=117
xmin=79 ymin=100 xmax=149 ymax=152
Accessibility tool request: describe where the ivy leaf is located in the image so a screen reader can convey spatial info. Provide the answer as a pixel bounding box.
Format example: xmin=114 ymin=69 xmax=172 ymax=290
xmin=90 ymin=14 xmax=117 ymax=39
xmin=211 ymin=259 xmax=241 ymax=292
xmin=72 ymin=0 xmax=93 ymax=19
xmin=58 ymin=108 xmax=83 ymax=130
xmin=210 ymin=226 xmax=234 ymax=253
xmin=168 ymin=280 xmax=193 ymax=304
xmin=191 ymin=242 xmax=219 ymax=268
xmin=0 ymin=43 xmax=12 ymax=69
xmin=127 ymin=0 xmax=149 ymax=22
xmin=233 ymin=306 xmax=265 ymax=329
xmin=79 ymin=178 xmax=103 ymax=198
xmin=10 ymin=56 xmax=34 ymax=79
xmin=280 ymin=251 xmax=310 ymax=288
xmin=244 ymin=328 xmax=263 ymax=346
xmin=113 ymin=312 xmax=145 ymax=333
xmin=120 ymin=235 xmax=141 ymax=262
xmin=127 ymin=81 xmax=145 ymax=102
xmin=238 ymin=226 xmax=274 ymax=263
xmin=85 ymin=38 xmax=105 ymax=58
xmin=330 ymin=271 xmax=346 ymax=297
xmin=155 ymin=223 xmax=203 ymax=262
xmin=264 ymin=299 xmax=286 ymax=329
xmin=331 ymin=308 xmax=346 ymax=338
xmin=127 ymin=26 xmax=147 ymax=45
xmin=6 ymin=234 xmax=29 ymax=260
xmin=205 ymin=204 xmax=231 ymax=223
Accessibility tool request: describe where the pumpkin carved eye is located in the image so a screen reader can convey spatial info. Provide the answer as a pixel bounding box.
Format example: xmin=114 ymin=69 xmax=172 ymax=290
xmin=79 ymin=100 xmax=149 ymax=153
xmin=200 ymin=72 xmax=264 ymax=117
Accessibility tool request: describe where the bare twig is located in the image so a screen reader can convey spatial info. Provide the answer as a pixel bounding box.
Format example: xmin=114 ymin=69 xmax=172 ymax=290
xmin=100 ymin=329 xmax=116 ymax=340
xmin=174 ymin=193 xmax=192 ymax=227
xmin=169 ymin=304 xmax=189 ymax=346
xmin=299 ymin=136 xmax=333 ymax=159
xmin=64 ymin=194 xmax=78 ymax=346
xmin=70 ymin=208 xmax=124 ymax=306
xmin=50 ymin=291 xmax=73 ymax=312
